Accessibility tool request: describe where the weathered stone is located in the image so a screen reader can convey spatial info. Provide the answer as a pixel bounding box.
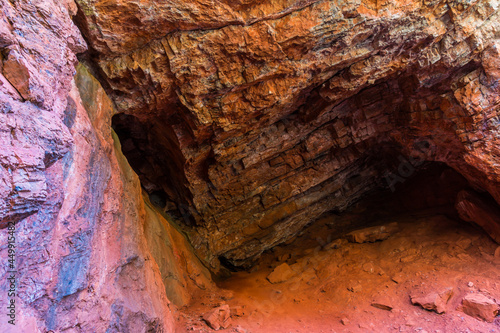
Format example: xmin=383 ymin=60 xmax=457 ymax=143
xmin=461 ymin=293 xmax=500 ymax=322
xmin=411 ymin=288 xmax=454 ymax=314
xmin=456 ymin=190 xmax=500 ymax=244
xmin=267 ymin=263 xmax=296 ymax=284
xmin=67 ymin=0 xmax=500 ymax=271
xmin=3 ymin=1 xmax=500 ymax=331
xmin=203 ymin=304 xmax=232 ymax=330
xmin=346 ymin=223 xmax=399 ymax=243
xmin=3 ymin=49 xmax=31 ymax=100
xmin=347 ymin=282 xmax=363 ymax=293
xmin=371 ymin=300 xmax=393 ymax=311
xmin=231 ymin=305 xmax=246 ymax=318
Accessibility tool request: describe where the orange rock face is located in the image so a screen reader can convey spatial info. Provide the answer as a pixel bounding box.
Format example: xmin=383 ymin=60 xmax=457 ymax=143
xmin=1 ymin=0 xmax=500 ymax=331
xmin=74 ymin=0 xmax=500 ymax=270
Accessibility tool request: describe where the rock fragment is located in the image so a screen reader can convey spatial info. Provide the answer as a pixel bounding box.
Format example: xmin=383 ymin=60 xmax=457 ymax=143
xmin=202 ymin=304 xmax=232 ymax=330
xmin=346 ymin=222 xmax=399 ymax=243
xmin=266 ymin=263 xmax=295 ymax=284
xmin=371 ymin=300 xmax=393 ymax=311
xmin=461 ymin=293 xmax=500 ymax=322
xmin=411 ymin=288 xmax=453 ymax=314
xmin=347 ymin=282 xmax=362 ymax=293
xmin=230 ymin=305 xmax=246 ymax=317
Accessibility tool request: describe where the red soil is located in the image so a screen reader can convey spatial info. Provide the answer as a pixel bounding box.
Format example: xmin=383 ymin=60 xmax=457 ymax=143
xmin=175 ymin=210 xmax=500 ymax=332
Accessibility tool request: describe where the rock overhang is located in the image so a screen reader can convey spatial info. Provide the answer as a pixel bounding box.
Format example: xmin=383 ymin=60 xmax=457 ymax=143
xmin=72 ymin=0 xmax=500 ymax=270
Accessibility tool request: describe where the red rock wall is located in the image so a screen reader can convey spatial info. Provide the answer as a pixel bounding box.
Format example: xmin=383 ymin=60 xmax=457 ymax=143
xmin=1 ymin=0 xmax=500 ymax=330
xmin=74 ymin=0 xmax=500 ymax=269
xmin=0 ymin=1 xmax=212 ymax=331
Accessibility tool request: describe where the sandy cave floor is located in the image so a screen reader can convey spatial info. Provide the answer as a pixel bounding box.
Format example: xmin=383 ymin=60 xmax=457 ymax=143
xmin=174 ymin=208 xmax=500 ymax=333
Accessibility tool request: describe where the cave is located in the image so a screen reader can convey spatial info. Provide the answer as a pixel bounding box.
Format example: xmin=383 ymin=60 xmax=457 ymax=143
xmin=1 ymin=0 xmax=500 ymax=332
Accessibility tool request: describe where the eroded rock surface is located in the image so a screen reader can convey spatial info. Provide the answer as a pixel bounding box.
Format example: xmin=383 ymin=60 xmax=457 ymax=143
xmin=73 ymin=0 xmax=500 ymax=270
xmin=461 ymin=293 xmax=500 ymax=322
xmin=411 ymin=287 xmax=454 ymax=314
xmin=0 ymin=0 xmax=85 ymax=226
xmin=2 ymin=0 xmax=500 ymax=331
xmin=456 ymin=189 xmax=500 ymax=243
xmin=0 ymin=1 xmax=211 ymax=330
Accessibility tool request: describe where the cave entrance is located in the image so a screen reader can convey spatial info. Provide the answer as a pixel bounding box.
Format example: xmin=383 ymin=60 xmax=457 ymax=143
xmin=111 ymin=112 xmax=500 ymax=331
xmin=214 ymin=162 xmax=477 ymax=272
xmin=112 ymin=112 xmax=197 ymax=225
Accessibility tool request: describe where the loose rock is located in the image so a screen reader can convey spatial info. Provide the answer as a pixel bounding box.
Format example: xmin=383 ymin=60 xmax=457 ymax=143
xmin=346 ymin=222 xmax=399 ymax=243
xmin=411 ymin=288 xmax=453 ymax=314
xmin=461 ymin=293 xmax=500 ymax=322
xmin=202 ymin=304 xmax=232 ymax=330
xmin=371 ymin=300 xmax=393 ymax=311
xmin=266 ymin=263 xmax=295 ymax=284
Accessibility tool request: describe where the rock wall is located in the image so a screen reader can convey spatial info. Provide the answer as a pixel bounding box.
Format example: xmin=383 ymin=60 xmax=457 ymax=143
xmin=74 ymin=0 xmax=500 ymax=269
xmin=1 ymin=0 xmax=500 ymax=330
xmin=0 ymin=1 xmax=211 ymax=331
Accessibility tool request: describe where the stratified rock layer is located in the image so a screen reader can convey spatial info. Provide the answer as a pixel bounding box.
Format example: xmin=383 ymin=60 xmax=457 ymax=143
xmin=1 ymin=0 xmax=500 ymax=332
xmin=0 ymin=0 xmax=85 ymax=226
xmin=75 ymin=0 xmax=500 ymax=269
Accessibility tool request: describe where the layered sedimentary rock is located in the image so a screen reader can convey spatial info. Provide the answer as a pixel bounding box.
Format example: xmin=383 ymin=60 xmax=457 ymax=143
xmin=74 ymin=0 xmax=500 ymax=269
xmin=456 ymin=189 xmax=500 ymax=243
xmin=1 ymin=0 xmax=500 ymax=331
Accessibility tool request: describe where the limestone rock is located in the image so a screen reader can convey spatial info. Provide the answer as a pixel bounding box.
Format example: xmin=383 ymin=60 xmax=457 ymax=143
xmin=461 ymin=293 xmax=500 ymax=322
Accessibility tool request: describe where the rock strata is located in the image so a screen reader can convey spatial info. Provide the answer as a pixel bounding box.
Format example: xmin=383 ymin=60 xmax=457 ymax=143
xmin=73 ymin=0 xmax=500 ymax=269
xmin=2 ymin=1 xmax=500 ymax=331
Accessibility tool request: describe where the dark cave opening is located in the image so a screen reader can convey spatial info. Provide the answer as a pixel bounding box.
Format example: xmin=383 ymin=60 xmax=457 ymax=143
xmin=110 ymin=106 xmax=499 ymax=273
xmin=111 ymin=112 xmax=198 ymax=226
